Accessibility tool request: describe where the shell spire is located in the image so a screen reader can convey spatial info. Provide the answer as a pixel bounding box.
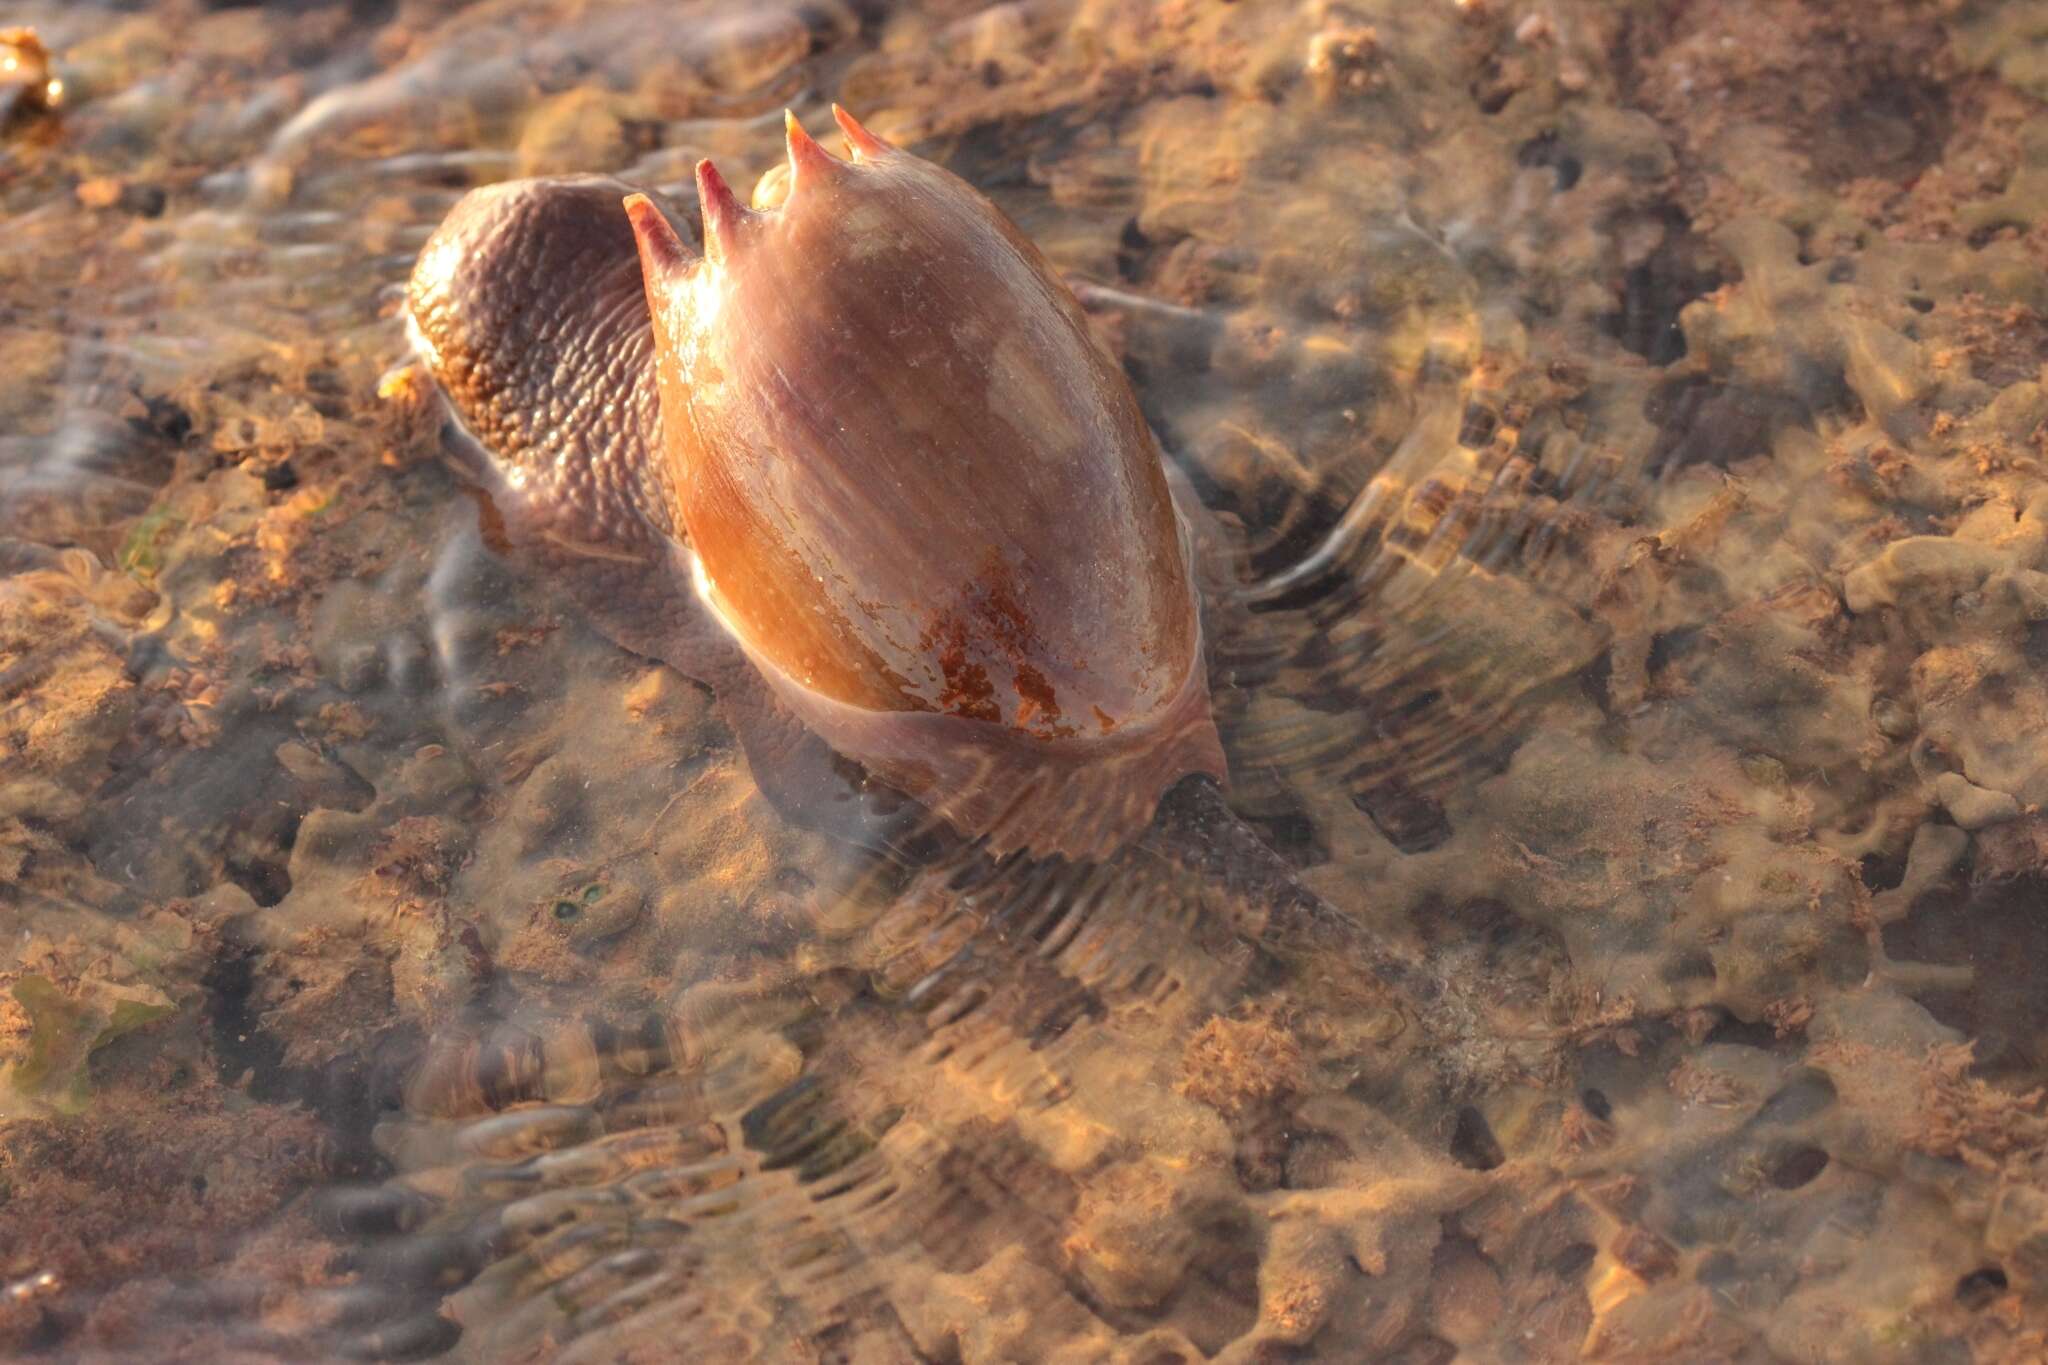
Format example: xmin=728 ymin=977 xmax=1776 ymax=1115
xmin=622 ymin=193 xmax=691 ymax=282
xmin=783 ymin=109 xmax=839 ymax=190
xmin=830 ymin=104 xmax=890 ymax=162
xmin=693 ymin=159 xmax=747 ymax=264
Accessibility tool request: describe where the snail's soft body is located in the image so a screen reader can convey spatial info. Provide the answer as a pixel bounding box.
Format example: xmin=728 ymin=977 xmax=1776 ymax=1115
xmin=408 ymin=108 xmax=1226 ymax=858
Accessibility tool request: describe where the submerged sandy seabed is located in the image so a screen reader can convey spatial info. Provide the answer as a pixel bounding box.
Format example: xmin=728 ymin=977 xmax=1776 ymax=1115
xmin=5 ymin=0 xmax=2048 ymax=1359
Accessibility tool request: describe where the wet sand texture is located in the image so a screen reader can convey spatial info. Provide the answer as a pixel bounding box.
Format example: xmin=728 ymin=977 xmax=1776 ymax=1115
xmin=4 ymin=0 xmax=2048 ymax=1359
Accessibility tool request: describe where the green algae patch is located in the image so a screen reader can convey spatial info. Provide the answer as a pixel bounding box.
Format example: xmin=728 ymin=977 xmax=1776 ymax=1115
xmin=5 ymin=975 xmax=176 ymax=1114
xmin=115 ymin=505 xmax=184 ymax=585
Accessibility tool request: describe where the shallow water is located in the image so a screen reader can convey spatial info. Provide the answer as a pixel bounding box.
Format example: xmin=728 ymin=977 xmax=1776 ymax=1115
xmin=5 ymin=0 xmax=2048 ymax=1359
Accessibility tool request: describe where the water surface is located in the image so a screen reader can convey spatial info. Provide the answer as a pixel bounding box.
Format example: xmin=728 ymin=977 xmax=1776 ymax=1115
xmin=5 ymin=0 xmax=2048 ymax=1359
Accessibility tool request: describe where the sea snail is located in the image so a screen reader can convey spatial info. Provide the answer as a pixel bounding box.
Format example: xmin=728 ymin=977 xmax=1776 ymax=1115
xmin=408 ymin=108 xmax=1227 ymax=859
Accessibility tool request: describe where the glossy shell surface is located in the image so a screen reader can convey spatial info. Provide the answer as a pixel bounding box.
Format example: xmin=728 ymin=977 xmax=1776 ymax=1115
xmin=631 ymin=114 xmax=1203 ymax=743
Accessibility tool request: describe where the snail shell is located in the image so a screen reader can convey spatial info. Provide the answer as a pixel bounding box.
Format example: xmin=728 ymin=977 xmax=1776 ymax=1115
xmin=410 ymin=109 xmax=1223 ymax=857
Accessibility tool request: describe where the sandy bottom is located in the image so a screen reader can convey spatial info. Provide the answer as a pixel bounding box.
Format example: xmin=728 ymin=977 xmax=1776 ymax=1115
xmin=5 ymin=0 xmax=2048 ymax=1359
